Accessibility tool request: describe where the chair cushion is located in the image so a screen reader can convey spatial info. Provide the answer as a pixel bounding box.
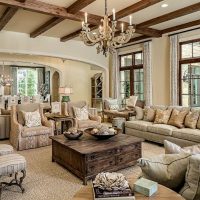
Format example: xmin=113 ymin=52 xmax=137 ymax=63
xmin=22 ymin=126 xmax=51 ymax=137
xmin=172 ymin=128 xmax=200 ymax=143
xmin=125 ymin=120 xmax=153 ymax=132
xmin=179 ymin=155 xmax=200 ymax=200
xmin=0 ymin=144 xmax=13 ymax=156
xmin=147 ymin=124 xmax=178 ymax=136
xmin=0 ymin=154 xmax=26 ymax=176
xmin=78 ymin=120 xmax=100 ymax=129
xmin=67 ymin=101 xmax=86 ymax=117
xmin=73 ymin=106 xmax=89 ymax=120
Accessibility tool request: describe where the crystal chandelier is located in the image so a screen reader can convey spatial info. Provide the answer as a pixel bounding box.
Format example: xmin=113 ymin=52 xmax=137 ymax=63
xmin=80 ymin=0 xmax=135 ymax=56
xmin=0 ymin=62 xmax=13 ymax=86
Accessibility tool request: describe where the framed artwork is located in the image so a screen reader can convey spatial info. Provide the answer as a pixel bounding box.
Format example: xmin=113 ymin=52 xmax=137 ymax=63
xmin=45 ymin=71 xmax=50 ymax=94
xmin=51 ymin=102 xmax=61 ymax=114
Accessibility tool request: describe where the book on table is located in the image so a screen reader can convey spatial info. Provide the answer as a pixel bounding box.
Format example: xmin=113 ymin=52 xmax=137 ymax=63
xmin=93 ymin=183 xmax=135 ymax=200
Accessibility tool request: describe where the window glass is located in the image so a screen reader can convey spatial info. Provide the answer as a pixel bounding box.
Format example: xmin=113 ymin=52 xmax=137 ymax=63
xmin=135 ymin=52 xmax=143 ymax=65
xmin=181 ymin=43 xmax=192 ymax=59
xmin=193 ymin=42 xmax=200 ymax=58
xmin=121 ymin=55 xmax=132 ymax=67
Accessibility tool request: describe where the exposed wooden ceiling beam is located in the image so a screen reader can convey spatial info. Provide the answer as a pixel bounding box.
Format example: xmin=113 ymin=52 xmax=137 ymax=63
xmin=116 ymin=0 xmax=164 ymax=19
xmin=162 ymin=19 xmax=200 ymax=34
xmin=0 ymin=7 xmax=18 ymax=31
xmin=67 ymin=0 xmax=96 ymax=14
xmin=128 ymin=35 xmax=151 ymax=43
xmin=138 ymin=2 xmax=200 ymax=28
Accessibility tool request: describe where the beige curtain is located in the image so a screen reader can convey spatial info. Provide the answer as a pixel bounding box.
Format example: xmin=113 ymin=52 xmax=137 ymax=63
xmin=11 ymin=66 xmax=18 ymax=95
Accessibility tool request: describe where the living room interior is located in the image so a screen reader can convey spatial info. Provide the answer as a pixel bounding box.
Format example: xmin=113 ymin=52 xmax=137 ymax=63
xmin=0 ymin=0 xmax=199 ymax=200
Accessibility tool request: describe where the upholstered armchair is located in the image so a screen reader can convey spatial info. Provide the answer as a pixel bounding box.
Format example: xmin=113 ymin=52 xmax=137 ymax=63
xmin=67 ymin=101 xmax=101 ymax=129
xmin=10 ymin=103 xmax=54 ymax=151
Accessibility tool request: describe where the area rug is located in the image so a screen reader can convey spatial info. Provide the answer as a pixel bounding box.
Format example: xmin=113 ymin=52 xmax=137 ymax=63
xmin=1 ymin=141 xmax=164 ymax=200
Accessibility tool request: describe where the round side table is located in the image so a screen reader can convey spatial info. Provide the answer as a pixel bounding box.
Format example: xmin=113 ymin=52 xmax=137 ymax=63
xmin=72 ymin=177 xmax=185 ymax=200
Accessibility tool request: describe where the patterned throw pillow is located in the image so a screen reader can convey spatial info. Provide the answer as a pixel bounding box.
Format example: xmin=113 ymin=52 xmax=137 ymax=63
xmin=126 ymin=96 xmax=138 ymax=107
xmin=73 ymin=106 xmax=89 ymax=120
xmin=143 ymin=107 xmax=156 ymax=122
xmin=185 ymin=111 xmax=199 ymax=129
xmin=23 ymin=109 xmax=42 ymax=128
xmin=154 ymin=109 xmax=172 ymax=124
xmin=168 ymin=109 xmax=188 ymax=128
xmin=109 ymin=104 xmax=119 ymax=110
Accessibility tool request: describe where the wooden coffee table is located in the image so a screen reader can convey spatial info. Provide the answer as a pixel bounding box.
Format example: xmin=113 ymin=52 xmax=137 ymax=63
xmin=72 ymin=177 xmax=185 ymax=200
xmin=50 ymin=134 xmax=143 ymax=185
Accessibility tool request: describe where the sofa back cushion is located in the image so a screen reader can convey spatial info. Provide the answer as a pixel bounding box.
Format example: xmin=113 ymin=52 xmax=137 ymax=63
xmin=185 ymin=111 xmax=199 ymax=129
xmin=135 ymin=106 xmax=144 ymax=120
xmin=168 ymin=109 xmax=189 ymax=128
xmin=179 ymin=155 xmax=200 ymax=200
xmin=154 ymin=109 xmax=172 ymax=124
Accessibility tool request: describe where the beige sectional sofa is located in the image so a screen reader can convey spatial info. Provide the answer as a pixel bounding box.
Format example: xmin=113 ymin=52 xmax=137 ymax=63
xmin=125 ymin=105 xmax=200 ymax=147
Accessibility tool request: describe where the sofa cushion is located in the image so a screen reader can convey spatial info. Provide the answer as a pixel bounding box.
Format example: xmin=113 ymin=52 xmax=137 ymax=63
xmin=179 ymin=155 xmax=200 ymax=200
xmin=185 ymin=111 xmax=199 ymax=129
xmin=147 ymin=124 xmax=177 ymax=136
xmin=143 ymin=107 xmax=156 ymax=122
xmin=164 ymin=140 xmax=200 ymax=154
xmin=137 ymin=153 xmax=191 ymax=190
xmin=168 ymin=109 xmax=188 ymax=128
xmin=125 ymin=120 xmax=153 ymax=132
xmin=154 ymin=109 xmax=172 ymax=124
xmin=78 ymin=120 xmax=100 ymax=129
xmin=135 ymin=106 xmax=144 ymax=120
xmin=22 ymin=126 xmax=51 ymax=137
xmin=172 ymin=128 xmax=200 ymax=143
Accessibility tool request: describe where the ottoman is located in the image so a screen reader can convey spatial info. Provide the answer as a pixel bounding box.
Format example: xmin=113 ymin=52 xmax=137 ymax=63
xmin=0 ymin=144 xmax=13 ymax=156
xmin=0 ymin=154 xmax=26 ymax=198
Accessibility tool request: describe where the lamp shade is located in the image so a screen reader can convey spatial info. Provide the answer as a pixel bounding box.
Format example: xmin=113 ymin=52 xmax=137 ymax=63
xmin=59 ymin=87 xmax=73 ymax=94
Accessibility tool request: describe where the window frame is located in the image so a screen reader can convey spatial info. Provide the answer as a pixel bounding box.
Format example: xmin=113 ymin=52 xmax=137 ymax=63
xmin=119 ymin=51 xmax=144 ymax=101
xmin=179 ymin=38 xmax=200 ymax=106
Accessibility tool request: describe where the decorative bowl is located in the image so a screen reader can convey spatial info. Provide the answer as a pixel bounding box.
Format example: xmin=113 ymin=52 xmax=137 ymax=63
xmin=84 ymin=126 xmax=120 ymax=140
xmin=64 ymin=129 xmax=83 ymax=140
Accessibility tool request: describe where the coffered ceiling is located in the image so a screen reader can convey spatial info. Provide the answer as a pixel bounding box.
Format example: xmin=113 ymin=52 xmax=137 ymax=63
xmin=0 ymin=0 xmax=199 ymax=43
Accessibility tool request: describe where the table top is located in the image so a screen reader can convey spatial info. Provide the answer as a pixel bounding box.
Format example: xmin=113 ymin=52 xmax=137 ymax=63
xmin=72 ymin=177 xmax=185 ymax=200
xmin=50 ymin=134 xmax=143 ymax=155
xmin=47 ymin=115 xmax=73 ymax=121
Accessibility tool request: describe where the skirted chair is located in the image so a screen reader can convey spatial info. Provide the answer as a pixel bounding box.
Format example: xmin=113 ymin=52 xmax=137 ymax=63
xmin=67 ymin=101 xmax=101 ymax=129
xmin=10 ymin=103 xmax=54 ymax=151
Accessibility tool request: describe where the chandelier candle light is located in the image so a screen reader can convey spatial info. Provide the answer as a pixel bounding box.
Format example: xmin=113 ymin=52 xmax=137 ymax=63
xmin=0 ymin=62 xmax=13 ymax=86
xmin=80 ymin=0 xmax=135 ymax=56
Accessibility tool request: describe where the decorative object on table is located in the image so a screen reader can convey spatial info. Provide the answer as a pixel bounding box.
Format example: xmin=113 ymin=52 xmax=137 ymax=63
xmin=64 ymin=127 xmax=83 ymax=140
xmin=85 ymin=125 xmax=119 ymax=140
xmin=93 ymin=172 xmax=135 ymax=200
xmin=112 ymin=117 xmax=126 ymax=133
xmin=51 ymin=101 xmax=61 ymax=114
xmin=133 ymin=178 xmax=158 ymax=197
xmin=80 ymin=0 xmax=135 ymax=56
xmin=59 ymin=86 xmax=73 ymax=102
xmin=0 ymin=61 xmax=13 ymax=86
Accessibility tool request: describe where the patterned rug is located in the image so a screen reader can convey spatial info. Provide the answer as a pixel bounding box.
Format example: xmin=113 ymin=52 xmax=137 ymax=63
xmin=1 ymin=140 xmax=164 ymax=200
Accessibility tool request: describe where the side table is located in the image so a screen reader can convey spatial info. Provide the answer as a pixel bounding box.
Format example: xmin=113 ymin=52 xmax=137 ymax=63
xmin=47 ymin=115 xmax=74 ymax=135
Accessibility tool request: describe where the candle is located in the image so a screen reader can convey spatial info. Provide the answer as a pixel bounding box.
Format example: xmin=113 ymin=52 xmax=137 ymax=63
xmin=129 ymin=15 xmax=132 ymax=26
xmin=121 ymin=23 xmax=124 ymax=33
xmin=112 ymin=9 xmax=115 ymax=21
xmin=81 ymin=21 xmax=84 ymax=28
xmin=85 ymin=12 xmax=88 ymax=23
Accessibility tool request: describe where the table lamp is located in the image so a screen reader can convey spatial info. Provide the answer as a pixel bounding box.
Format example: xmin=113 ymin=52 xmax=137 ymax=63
xmin=59 ymin=87 xmax=73 ymax=102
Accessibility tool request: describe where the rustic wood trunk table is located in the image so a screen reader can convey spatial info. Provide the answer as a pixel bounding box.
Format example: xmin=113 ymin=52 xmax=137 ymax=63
xmin=50 ymin=134 xmax=143 ymax=185
xmin=72 ymin=177 xmax=185 ymax=200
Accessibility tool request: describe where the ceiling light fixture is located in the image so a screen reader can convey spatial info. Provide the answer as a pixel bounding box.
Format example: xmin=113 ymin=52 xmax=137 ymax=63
xmin=80 ymin=0 xmax=135 ymax=56
xmin=161 ymin=3 xmax=168 ymax=8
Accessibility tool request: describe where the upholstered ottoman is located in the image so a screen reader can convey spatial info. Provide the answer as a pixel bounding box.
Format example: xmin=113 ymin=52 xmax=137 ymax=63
xmin=0 ymin=144 xmax=13 ymax=156
xmin=0 ymin=154 xmax=26 ymax=197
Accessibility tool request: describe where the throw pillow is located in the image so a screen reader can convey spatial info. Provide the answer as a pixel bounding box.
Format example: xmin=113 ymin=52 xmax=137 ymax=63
xmin=137 ymin=153 xmax=191 ymax=190
xmin=135 ymin=106 xmax=144 ymax=120
xmin=179 ymin=155 xmax=200 ymax=200
xmin=126 ymin=96 xmax=138 ymax=107
xmin=154 ymin=109 xmax=172 ymax=124
xmin=73 ymin=106 xmax=89 ymax=120
xmin=105 ymin=99 xmax=119 ymax=110
xmin=143 ymin=107 xmax=156 ymax=122
xmin=185 ymin=111 xmax=199 ymax=129
xmin=164 ymin=140 xmax=200 ymax=154
xmin=196 ymin=114 xmax=200 ymax=130
xmin=23 ymin=109 xmax=42 ymax=128
xmin=109 ymin=104 xmax=119 ymax=110
xmin=168 ymin=109 xmax=188 ymax=128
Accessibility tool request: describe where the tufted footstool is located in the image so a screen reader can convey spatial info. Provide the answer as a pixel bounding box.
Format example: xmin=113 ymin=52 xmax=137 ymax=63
xmin=0 ymin=154 xmax=26 ymax=198
xmin=0 ymin=144 xmax=14 ymax=156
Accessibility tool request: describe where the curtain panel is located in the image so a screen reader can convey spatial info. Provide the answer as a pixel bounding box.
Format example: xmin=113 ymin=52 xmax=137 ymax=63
xmin=170 ymin=35 xmax=179 ymax=106
xmin=11 ymin=67 xmax=18 ymax=95
xmin=37 ymin=68 xmax=44 ymax=93
xmin=143 ymin=41 xmax=153 ymax=106
xmin=111 ymin=51 xmax=120 ymax=101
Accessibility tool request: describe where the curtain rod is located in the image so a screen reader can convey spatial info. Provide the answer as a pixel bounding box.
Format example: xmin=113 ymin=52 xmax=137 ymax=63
xmin=168 ymin=26 xmax=200 ymax=37
xmin=116 ymin=39 xmax=152 ymax=49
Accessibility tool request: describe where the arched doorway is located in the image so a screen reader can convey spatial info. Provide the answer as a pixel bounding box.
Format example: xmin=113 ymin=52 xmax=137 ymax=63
xmin=52 ymin=71 xmax=60 ymax=102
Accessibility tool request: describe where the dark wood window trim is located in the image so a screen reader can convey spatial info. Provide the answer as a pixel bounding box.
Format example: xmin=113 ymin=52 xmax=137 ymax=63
xmin=179 ymin=38 xmax=200 ymax=106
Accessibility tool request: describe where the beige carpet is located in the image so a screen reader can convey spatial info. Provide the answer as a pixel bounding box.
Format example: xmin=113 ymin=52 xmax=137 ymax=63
xmin=1 ymin=140 xmax=164 ymax=200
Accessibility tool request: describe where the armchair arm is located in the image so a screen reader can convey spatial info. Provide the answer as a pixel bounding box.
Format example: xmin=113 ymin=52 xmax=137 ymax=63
xmin=89 ymin=114 xmax=101 ymax=123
